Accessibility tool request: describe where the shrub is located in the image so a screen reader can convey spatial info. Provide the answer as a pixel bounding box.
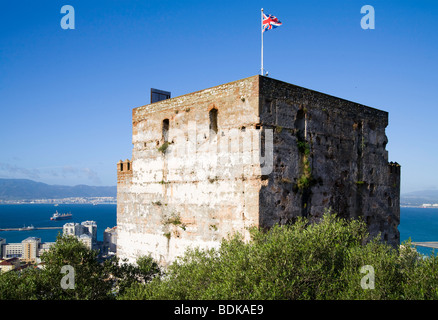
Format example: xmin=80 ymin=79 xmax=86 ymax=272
xmin=158 ymin=142 xmax=170 ymax=154
xmin=0 ymin=235 xmax=161 ymax=300
xmin=119 ymin=212 xmax=438 ymax=300
xmin=4 ymin=212 xmax=438 ymax=300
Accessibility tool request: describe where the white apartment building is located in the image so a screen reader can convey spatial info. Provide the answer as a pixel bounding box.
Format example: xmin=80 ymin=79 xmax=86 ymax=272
xmin=2 ymin=242 xmax=22 ymax=259
xmin=63 ymin=222 xmax=84 ymax=237
xmin=1 ymin=238 xmax=54 ymax=262
xmin=79 ymin=234 xmax=93 ymax=250
xmin=81 ymin=221 xmax=97 ymax=243
xmin=104 ymin=226 xmax=117 ymax=254
xmin=62 ymin=220 xmax=98 ymax=250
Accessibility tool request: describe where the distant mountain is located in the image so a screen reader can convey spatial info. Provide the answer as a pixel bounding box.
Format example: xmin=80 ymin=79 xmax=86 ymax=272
xmin=401 ymin=190 xmax=438 ymax=206
xmin=0 ymin=179 xmax=116 ymax=200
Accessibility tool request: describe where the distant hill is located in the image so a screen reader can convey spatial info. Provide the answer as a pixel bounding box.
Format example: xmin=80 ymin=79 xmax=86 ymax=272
xmin=0 ymin=179 xmax=116 ymax=200
xmin=401 ymin=190 xmax=438 ymax=206
xmin=2 ymin=178 xmax=435 ymax=205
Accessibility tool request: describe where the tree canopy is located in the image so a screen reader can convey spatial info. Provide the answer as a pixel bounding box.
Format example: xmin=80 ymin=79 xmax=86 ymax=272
xmin=1 ymin=212 xmax=438 ymax=300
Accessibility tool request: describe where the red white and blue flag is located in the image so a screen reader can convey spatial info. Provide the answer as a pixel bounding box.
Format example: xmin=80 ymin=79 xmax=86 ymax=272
xmin=262 ymin=13 xmax=282 ymax=32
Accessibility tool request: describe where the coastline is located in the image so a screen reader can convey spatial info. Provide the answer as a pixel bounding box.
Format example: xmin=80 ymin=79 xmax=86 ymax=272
xmin=401 ymin=205 xmax=438 ymax=209
xmin=0 ymin=197 xmax=116 ymax=205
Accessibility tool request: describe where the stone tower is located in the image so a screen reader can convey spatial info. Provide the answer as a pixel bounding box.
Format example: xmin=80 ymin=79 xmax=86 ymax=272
xmin=117 ymin=75 xmax=400 ymax=265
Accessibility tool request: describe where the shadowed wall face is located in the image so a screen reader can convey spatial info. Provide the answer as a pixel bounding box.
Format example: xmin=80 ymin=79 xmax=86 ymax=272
xmin=258 ymin=76 xmax=400 ymax=247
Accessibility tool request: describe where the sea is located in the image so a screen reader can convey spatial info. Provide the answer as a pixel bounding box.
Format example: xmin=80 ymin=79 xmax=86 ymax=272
xmin=0 ymin=204 xmax=116 ymax=243
xmin=0 ymin=205 xmax=437 ymax=256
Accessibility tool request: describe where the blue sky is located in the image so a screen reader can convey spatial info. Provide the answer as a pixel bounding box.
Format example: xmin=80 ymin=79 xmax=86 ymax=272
xmin=0 ymin=0 xmax=437 ymax=193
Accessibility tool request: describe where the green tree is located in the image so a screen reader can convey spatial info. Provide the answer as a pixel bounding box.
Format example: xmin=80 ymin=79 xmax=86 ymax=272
xmin=119 ymin=212 xmax=438 ymax=300
xmin=38 ymin=234 xmax=112 ymax=299
xmin=0 ymin=234 xmax=161 ymax=300
xmin=4 ymin=211 xmax=438 ymax=300
xmin=105 ymin=255 xmax=161 ymax=297
xmin=400 ymin=247 xmax=438 ymax=299
xmin=0 ymin=266 xmax=45 ymax=300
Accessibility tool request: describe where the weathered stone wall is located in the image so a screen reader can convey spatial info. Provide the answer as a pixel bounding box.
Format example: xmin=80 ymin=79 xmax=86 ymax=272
xmin=117 ymin=75 xmax=400 ymax=265
xmin=117 ymin=76 xmax=266 ymax=264
xmin=258 ymin=76 xmax=400 ymax=246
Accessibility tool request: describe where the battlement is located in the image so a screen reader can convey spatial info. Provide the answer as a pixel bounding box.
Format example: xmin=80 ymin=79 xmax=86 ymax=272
xmin=117 ymin=159 xmax=132 ymax=188
xmin=117 ymin=159 xmax=132 ymax=173
xmin=388 ymin=161 xmax=401 ymax=174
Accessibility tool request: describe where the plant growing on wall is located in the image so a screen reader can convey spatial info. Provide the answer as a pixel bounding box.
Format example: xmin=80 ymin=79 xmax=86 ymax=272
xmin=296 ymin=140 xmax=313 ymax=190
xmin=162 ymin=212 xmax=187 ymax=231
xmin=158 ymin=141 xmax=170 ymax=154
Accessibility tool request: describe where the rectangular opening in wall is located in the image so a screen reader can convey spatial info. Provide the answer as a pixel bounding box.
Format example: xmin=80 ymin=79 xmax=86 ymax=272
xmin=162 ymin=119 xmax=169 ymax=142
xmin=209 ymin=108 xmax=218 ymax=139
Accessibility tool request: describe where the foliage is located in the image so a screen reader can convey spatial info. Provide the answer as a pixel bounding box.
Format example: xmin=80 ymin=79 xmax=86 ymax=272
xmin=119 ymin=212 xmax=438 ymax=300
xmin=297 ymin=141 xmax=310 ymax=155
xmin=296 ymin=156 xmax=312 ymax=190
xmin=106 ymin=255 xmax=161 ymax=297
xmin=158 ymin=141 xmax=170 ymax=154
xmin=162 ymin=213 xmax=182 ymax=226
xmin=0 ymin=266 xmax=45 ymax=300
xmin=0 ymin=234 xmax=161 ymax=300
xmin=3 ymin=212 xmax=438 ymax=300
xmin=275 ymin=126 xmax=283 ymax=133
xmin=296 ymin=140 xmax=312 ymax=190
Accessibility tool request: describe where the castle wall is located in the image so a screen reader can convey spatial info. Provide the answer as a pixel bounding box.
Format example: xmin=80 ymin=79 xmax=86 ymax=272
xmin=117 ymin=75 xmax=401 ymax=265
xmin=117 ymin=76 xmax=266 ymax=264
xmin=258 ymin=77 xmax=400 ymax=246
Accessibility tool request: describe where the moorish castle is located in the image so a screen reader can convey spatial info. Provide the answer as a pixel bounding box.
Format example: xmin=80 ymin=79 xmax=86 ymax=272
xmin=116 ymin=75 xmax=400 ymax=265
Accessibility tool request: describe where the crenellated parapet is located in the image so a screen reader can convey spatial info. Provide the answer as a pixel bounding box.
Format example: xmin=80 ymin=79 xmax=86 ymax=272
xmin=117 ymin=159 xmax=132 ymax=186
xmin=388 ymin=161 xmax=401 ymax=200
xmin=117 ymin=159 xmax=132 ymax=173
xmin=388 ymin=161 xmax=401 ymax=175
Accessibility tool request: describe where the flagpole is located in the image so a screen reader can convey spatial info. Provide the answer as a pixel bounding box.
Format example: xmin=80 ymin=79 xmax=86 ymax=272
xmin=261 ymin=8 xmax=264 ymax=76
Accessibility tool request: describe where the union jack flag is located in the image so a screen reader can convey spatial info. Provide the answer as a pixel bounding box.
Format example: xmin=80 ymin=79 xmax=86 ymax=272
xmin=262 ymin=13 xmax=282 ymax=32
